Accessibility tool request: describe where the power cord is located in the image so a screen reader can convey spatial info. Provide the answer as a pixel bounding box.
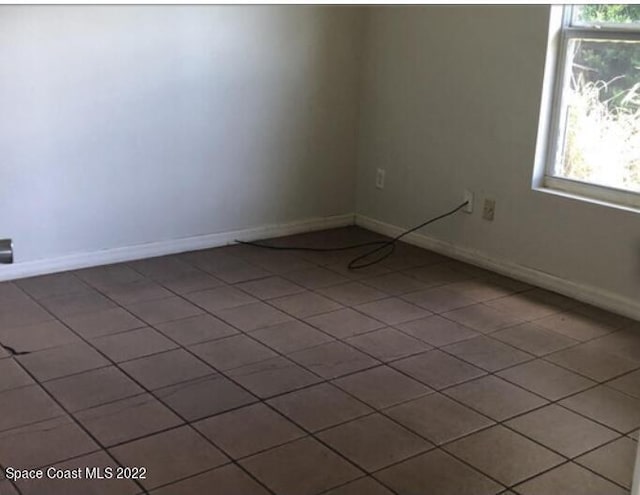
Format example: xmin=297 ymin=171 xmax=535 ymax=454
xmin=236 ymin=200 xmax=469 ymax=270
xmin=0 ymin=342 xmax=30 ymax=356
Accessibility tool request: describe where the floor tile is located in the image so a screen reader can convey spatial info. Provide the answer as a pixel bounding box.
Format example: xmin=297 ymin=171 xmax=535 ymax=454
xmin=43 ymin=366 xmax=143 ymax=412
xmin=17 ymin=342 xmax=110 ymax=381
xmin=214 ymin=302 xmax=292 ymax=332
xmin=506 ymin=404 xmax=619 ymax=458
xmin=250 ymin=320 xmax=334 ymax=354
xmin=333 ymin=366 xmax=431 ymax=409
xmin=576 ymin=437 xmax=636 ymax=489
xmin=149 ymin=464 xmax=270 ymax=495
xmin=442 ymin=303 xmax=525 ymax=333
xmin=317 ymin=282 xmax=387 ymax=306
xmin=104 ymin=279 xmax=174 ymax=306
xmin=271 ymin=291 xmax=343 ymax=318
xmin=16 ymin=450 xmax=140 ymax=495
xmin=513 ymin=462 xmax=627 ymax=495
xmin=607 ymin=369 xmax=640 ymax=398
xmin=361 ymin=272 xmax=427 ymax=295
xmin=245 ymin=252 xmax=315 ymax=275
xmin=327 ymin=261 xmax=392 ymax=281
xmin=154 ymin=374 xmax=256 ymax=421
xmin=0 ymin=415 xmax=99 ymax=469
xmin=575 ymin=329 xmax=640 ymax=364
xmin=62 ymin=307 xmax=145 ymax=339
xmin=441 ymin=278 xmax=515 ymax=303
xmin=498 ymin=359 xmax=596 ymax=401
xmin=154 ymin=313 xmax=238 ymax=346
xmin=128 ymin=256 xmax=200 ymax=282
xmin=560 ymin=386 xmax=640 ymax=433
xmin=0 ymin=384 xmax=65 ymax=432
xmin=0 ymin=281 xmax=28 ymax=302
xmin=125 ymin=296 xmax=203 ymax=325
xmin=283 ymin=267 xmax=348 ymax=289
xmin=305 ymin=308 xmax=384 ymax=339
xmin=0 ymin=481 xmax=18 ymax=495
xmin=240 ymin=437 xmax=362 ymax=495
xmin=346 ymin=327 xmax=431 ymax=362
xmin=322 ymin=477 xmax=394 ymax=495
xmin=381 ymin=245 xmax=446 ymax=270
xmin=76 ymin=393 xmax=183 ymax=447
xmin=1 ymin=229 xmax=636 ymax=495
xmin=194 ymin=402 xmax=305 ymax=459
xmin=0 ymin=358 xmax=34 ymax=392
xmin=91 ymin=327 xmax=177 ymax=363
xmin=0 ymin=298 xmax=53 ymax=330
xmin=119 ymin=349 xmax=213 ymax=390
xmin=227 ymin=356 xmax=321 ymax=398
xmin=186 ymin=286 xmax=257 ymax=312
xmin=376 ymin=449 xmax=503 ymax=495
xmin=485 ymin=293 xmax=563 ymax=321
xmin=160 ymin=272 xmax=224 ymax=295
xmin=443 ymin=336 xmax=532 ymax=372
xmin=526 ymin=289 xmax=582 ymax=310
xmin=267 ymin=383 xmax=372 ymax=432
xmin=75 ymin=264 xmax=144 ymax=289
xmin=545 ymin=344 xmax=640 ymax=381
xmin=492 ymin=322 xmax=577 ymax=356
xmin=405 ymin=264 xmax=468 ymax=287
xmin=573 ymin=304 xmax=636 ymax=330
xmin=402 ymin=286 xmax=478 ymax=313
xmin=355 ymin=298 xmax=431 ymax=325
xmin=444 ymin=425 xmax=564 ymax=486
xmin=391 ymin=349 xmax=486 ymax=390
xmin=237 ymin=276 xmax=305 ymax=300
xmin=39 ymin=290 xmax=117 ymax=318
xmin=387 ymin=393 xmax=494 ymax=445
xmin=318 ymin=413 xmax=432 ymax=472
xmin=444 ymin=375 xmax=547 ymax=421
xmin=397 ymin=315 xmax=479 ymax=347
xmin=189 ymin=334 xmax=277 ymax=371
xmin=16 ymin=273 xmax=91 ymax=300
xmin=0 ymin=320 xmax=81 ymax=353
xmin=443 ymin=261 xmax=496 ymax=279
xmin=289 ymin=341 xmax=379 ymax=379
xmin=194 ymin=258 xmax=270 ymax=285
xmin=535 ymin=311 xmax=617 ymax=341
xmin=110 ymin=425 xmax=228 ymax=490
xmin=179 ymin=249 xmax=239 ymax=272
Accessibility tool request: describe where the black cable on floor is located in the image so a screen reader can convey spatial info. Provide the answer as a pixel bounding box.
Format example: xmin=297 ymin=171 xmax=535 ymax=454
xmin=0 ymin=342 xmax=30 ymax=356
xmin=236 ymin=200 xmax=469 ymax=270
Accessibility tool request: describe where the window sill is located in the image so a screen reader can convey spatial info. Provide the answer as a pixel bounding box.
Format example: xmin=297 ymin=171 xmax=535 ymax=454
xmin=535 ymin=176 xmax=640 ymax=214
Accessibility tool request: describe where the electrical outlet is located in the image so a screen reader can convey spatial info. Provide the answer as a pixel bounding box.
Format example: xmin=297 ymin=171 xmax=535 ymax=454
xmin=482 ymin=198 xmax=496 ymax=221
xmin=463 ymin=190 xmax=473 ymax=213
xmin=376 ymin=169 xmax=385 ymax=189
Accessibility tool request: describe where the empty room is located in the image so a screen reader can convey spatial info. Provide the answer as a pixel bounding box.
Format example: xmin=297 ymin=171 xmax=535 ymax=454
xmin=1 ymin=3 xmax=640 ymax=494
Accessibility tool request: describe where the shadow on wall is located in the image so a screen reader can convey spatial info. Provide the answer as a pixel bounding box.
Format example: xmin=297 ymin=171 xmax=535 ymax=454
xmin=0 ymin=6 xmax=362 ymax=263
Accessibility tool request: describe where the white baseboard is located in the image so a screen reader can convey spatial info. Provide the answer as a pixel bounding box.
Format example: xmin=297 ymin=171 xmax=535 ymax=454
xmin=0 ymin=213 xmax=355 ymax=282
xmin=356 ymin=214 xmax=640 ymax=322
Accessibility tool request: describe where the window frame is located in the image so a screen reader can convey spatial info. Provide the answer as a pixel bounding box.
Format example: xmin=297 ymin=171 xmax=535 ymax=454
xmin=541 ymin=5 xmax=640 ymax=210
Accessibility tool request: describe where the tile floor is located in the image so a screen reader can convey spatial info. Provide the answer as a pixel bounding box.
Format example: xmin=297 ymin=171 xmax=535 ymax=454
xmin=0 ymin=226 xmax=639 ymax=495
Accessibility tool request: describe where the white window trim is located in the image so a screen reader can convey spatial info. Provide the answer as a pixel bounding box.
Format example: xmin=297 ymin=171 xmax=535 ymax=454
xmin=535 ymin=5 xmax=640 ymax=211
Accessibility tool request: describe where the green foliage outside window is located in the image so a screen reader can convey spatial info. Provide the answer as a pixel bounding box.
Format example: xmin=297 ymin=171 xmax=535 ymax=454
xmin=558 ymin=5 xmax=640 ymax=191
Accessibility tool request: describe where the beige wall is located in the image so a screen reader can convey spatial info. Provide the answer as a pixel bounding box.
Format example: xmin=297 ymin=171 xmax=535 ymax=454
xmin=0 ymin=6 xmax=363 ymax=264
xmin=356 ymin=6 xmax=640 ymax=313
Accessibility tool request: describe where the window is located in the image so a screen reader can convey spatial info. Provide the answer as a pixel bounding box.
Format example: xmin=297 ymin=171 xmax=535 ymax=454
xmin=543 ymin=5 xmax=640 ymax=208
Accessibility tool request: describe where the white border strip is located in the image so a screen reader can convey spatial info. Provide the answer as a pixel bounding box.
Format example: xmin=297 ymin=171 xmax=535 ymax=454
xmin=0 ymin=213 xmax=355 ymax=282
xmin=356 ymin=214 xmax=640 ymax=321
